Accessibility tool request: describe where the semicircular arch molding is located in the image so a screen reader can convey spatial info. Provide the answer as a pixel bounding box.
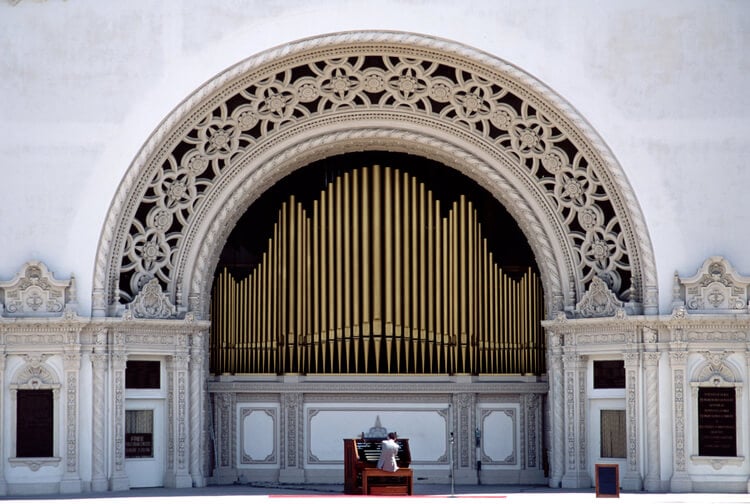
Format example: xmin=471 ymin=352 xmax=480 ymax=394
xmin=93 ymin=31 xmax=658 ymax=319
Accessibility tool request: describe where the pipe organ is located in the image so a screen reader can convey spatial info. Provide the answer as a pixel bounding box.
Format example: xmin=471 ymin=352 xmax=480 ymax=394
xmin=210 ymin=165 xmax=545 ymax=375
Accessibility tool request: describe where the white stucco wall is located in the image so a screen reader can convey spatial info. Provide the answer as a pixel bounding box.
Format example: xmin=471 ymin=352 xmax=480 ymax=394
xmin=1 ymin=0 xmax=748 ymax=316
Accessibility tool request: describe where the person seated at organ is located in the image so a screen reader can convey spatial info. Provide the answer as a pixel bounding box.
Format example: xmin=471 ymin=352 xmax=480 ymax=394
xmin=376 ymin=432 xmax=400 ymax=472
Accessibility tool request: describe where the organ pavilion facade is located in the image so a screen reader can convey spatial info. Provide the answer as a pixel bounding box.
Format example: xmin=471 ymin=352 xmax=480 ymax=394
xmin=2 ymin=1 xmax=750 ymax=496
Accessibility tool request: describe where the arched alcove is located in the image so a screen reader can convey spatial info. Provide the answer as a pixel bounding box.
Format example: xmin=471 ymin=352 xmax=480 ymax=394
xmin=93 ymin=31 xmax=658 ymax=321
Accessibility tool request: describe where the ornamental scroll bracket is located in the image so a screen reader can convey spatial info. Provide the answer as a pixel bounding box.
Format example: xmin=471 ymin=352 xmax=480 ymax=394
xmin=673 ymin=256 xmax=750 ymax=314
xmin=0 ymin=261 xmax=77 ymax=318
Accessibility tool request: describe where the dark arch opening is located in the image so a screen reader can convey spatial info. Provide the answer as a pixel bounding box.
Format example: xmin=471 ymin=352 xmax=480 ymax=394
xmin=210 ymin=152 xmax=545 ymax=375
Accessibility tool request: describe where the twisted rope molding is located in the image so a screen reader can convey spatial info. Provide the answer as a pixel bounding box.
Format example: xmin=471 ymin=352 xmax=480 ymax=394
xmin=92 ymin=30 xmax=657 ymax=316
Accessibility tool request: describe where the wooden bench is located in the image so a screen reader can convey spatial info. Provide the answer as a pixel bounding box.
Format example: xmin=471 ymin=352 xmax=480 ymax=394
xmin=361 ymin=467 xmax=413 ymax=495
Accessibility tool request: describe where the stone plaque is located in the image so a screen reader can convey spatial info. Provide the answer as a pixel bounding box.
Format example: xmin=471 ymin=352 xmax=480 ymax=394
xmin=698 ymin=387 xmax=736 ymax=457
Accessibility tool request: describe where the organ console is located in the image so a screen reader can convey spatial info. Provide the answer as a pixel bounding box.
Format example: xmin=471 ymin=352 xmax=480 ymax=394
xmin=343 ymin=437 xmax=413 ymax=495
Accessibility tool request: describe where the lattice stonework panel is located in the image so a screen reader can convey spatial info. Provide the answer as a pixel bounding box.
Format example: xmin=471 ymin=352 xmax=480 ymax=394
xmin=105 ymin=34 xmax=652 ymax=316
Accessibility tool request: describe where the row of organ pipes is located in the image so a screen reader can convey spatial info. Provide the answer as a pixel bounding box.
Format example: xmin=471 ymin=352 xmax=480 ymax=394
xmin=210 ymin=165 xmax=545 ymax=375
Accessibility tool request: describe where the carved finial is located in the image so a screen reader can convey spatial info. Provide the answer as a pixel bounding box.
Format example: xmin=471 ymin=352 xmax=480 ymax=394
xmin=672 ymin=270 xmax=682 ymax=304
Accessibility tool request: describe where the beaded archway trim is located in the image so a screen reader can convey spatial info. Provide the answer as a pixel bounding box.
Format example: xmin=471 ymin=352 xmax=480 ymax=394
xmin=94 ymin=32 xmax=657 ymax=318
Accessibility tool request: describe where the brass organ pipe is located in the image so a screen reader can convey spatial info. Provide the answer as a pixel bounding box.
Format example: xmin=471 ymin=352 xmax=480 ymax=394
xmin=401 ymin=172 xmax=414 ymax=372
xmin=394 ymin=169 xmax=402 ymax=339
xmin=384 ymin=167 xmax=393 ymax=337
xmin=336 ymin=176 xmax=343 ymax=372
xmin=394 ymin=169 xmax=401 ymax=375
xmin=298 ymin=202 xmax=305 ymax=373
xmin=466 ymin=201 xmax=477 ymax=372
xmin=414 ymin=177 xmax=421 ymax=373
xmin=443 ymin=215 xmax=450 ymax=374
xmin=419 ymin=182 xmax=426 ymax=373
xmin=451 ymin=201 xmax=458 ymax=374
xmin=362 ymin=168 xmax=374 ymax=371
xmin=482 ymin=239 xmax=496 ymax=373
xmin=268 ymin=244 xmax=274 ymax=373
xmin=288 ymin=198 xmax=295 ymax=373
xmin=274 ymin=223 xmax=281 ymax=373
xmin=253 ymin=271 xmax=259 ymax=373
xmin=327 ymin=182 xmax=335 ymax=372
xmin=312 ymin=200 xmax=320 ymax=373
xmin=427 ymin=192 xmax=435 ymax=374
xmin=320 ymin=191 xmax=328 ymax=371
xmin=489 ymin=258 xmax=496 ymax=373
xmin=435 ymin=202 xmax=442 ymax=373
xmin=352 ymin=170 xmax=360 ymax=372
xmin=343 ymin=172 xmax=351 ymax=372
xmin=373 ymin=165 xmax=382 ymax=338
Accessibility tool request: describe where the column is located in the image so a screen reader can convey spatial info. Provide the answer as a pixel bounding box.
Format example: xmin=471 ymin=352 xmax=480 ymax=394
xmin=643 ymin=346 xmax=662 ymax=492
xmin=561 ymin=352 xmax=591 ymax=488
xmin=109 ymin=348 xmax=129 ymax=491
xmin=90 ymin=331 xmax=108 ymax=492
xmin=165 ymin=352 xmax=192 ymax=488
xmin=621 ymin=352 xmax=642 ymax=490
xmin=60 ymin=339 xmax=82 ymax=493
xmin=547 ymin=330 xmax=564 ymax=488
xmin=0 ymin=348 xmax=7 ymax=495
xmin=669 ymin=341 xmax=691 ymax=492
xmin=190 ymin=331 xmax=206 ymax=487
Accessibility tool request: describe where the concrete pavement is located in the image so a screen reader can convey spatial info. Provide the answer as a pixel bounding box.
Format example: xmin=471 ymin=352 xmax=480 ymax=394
xmin=3 ymin=484 xmax=750 ymax=504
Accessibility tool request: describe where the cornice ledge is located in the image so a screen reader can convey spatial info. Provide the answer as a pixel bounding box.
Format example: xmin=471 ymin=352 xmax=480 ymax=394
xmin=206 ymin=380 xmax=548 ymax=394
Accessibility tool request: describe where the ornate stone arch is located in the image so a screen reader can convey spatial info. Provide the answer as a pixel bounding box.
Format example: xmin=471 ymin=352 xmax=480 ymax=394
xmin=92 ymin=31 xmax=657 ymax=319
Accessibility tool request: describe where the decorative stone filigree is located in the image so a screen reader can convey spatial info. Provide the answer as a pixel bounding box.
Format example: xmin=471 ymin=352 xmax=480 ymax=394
xmin=96 ymin=32 xmax=657 ymax=319
xmin=575 ymin=276 xmax=624 ymax=318
xmin=0 ymin=261 xmax=77 ymax=317
xmin=127 ymin=278 xmax=177 ymax=319
xmin=674 ymin=256 xmax=750 ymax=314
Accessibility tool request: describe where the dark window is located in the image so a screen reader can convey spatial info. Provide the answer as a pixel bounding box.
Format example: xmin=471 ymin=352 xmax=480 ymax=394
xmin=126 ymin=361 xmax=161 ymax=389
xmin=698 ymin=387 xmax=736 ymax=457
xmin=593 ymin=360 xmax=625 ymax=389
xmin=16 ymin=389 xmax=54 ymax=457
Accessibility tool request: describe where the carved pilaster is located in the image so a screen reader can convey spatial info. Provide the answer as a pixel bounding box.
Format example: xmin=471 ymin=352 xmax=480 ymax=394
xmin=280 ymin=392 xmax=304 ymax=483
xmin=621 ymin=352 xmax=642 ymax=490
xmin=165 ymin=353 xmax=192 ymax=488
xmin=643 ymin=351 xmax=661 ymax=492
xmin=0 ymin=349 xmax=6 ymax=495
xmin=453 ymin=392 xmax=477 ymax=484
xmin=60 ymin=343 xmax=82 ymax=493
xmin=561 ymin=352 xmax=591 ymax=488
xmin=90 ymin=331 xmax=108 ymax=492
xmin=109 ymin=349 xmax=129 ymax=491
xmin=669 ymin=349 xmax=692 ymax=492
xmin=547 ymin=329 xmax=565 ymax=488
xmin=189 ymin=332 xmax=206 ymax=487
